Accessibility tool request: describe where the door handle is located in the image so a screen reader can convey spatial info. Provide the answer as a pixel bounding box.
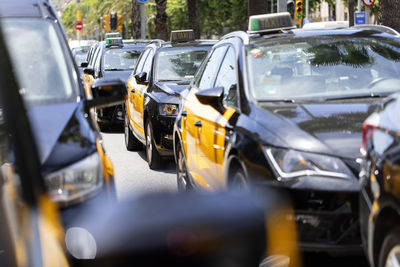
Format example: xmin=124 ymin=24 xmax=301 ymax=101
xmin=194 ymin=121 xmax=202 ymax=127
xmin=131 ymin=89 xmax=135 ymax=93
xmin=181 ymin=111 xmax=187 ymax=117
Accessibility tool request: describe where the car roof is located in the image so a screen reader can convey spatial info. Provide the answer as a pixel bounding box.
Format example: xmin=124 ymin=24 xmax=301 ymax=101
xmin=0 ymin=0 xmax=57 ymax=19
xmin=160 ymin=40 xmax=217 ymax=49
xmin=247 ymin=28 xmax=400 ymax=46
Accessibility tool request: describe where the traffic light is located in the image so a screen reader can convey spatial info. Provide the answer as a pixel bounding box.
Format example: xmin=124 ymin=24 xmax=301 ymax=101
xmin=110 ymin=12 xmax=117 ymax=31
xmin=103 ymin=14 xmax=111 ymax=32
xmin=295 ymin=0 xmax=303 ymax=26
xmin=116 ymin=14 xmax=123 ymax=32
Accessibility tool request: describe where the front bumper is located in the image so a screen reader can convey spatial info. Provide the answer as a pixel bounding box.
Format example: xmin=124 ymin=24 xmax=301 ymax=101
xmin=290 ymin=189 xmax=362 ymax=254
xmin=151 ymin=115 xmax=176 ymax=156
xmin=97 ymin=104 xmax=124 ymax=124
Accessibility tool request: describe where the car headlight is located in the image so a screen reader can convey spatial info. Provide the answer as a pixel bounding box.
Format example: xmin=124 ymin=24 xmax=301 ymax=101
xmin=45 ymin=153 xmax=103 ymax=205
xmin=264 ymin=147 xmax=354 ymax=181
xmin=159 ymin=104 xmax=178 ymax=116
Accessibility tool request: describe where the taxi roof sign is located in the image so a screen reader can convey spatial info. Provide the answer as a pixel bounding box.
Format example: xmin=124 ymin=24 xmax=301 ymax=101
xmin=170 ymin=30 xmax=195 ymax=43
xmin=248 ymin=12 xmax=295 ymax=34
xmin=106 ymin=37 xmax=123 ymax=47
xmin=105 ymin=32 xmax=121 ymax=39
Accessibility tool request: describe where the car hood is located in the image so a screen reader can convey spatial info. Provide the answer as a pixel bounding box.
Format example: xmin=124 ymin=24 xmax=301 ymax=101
xmin=103 ymin=70 xmax=133 ymax=82
xmin=151 ymin=82 xmax=190 ymax=104
xmin=255 ymin=99 xmax=381 ymax=160
xmin=28 ymin=101 xmax=97 ymax=174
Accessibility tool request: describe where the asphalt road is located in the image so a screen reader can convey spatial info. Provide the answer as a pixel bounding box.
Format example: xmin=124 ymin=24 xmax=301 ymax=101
xmin=101 ymin=129 xmax=177 ymax=199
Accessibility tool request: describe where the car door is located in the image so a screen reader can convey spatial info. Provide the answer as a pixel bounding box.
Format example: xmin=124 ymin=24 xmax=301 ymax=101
xmin=84 ymin=46 xmax=101 ymax=98
xmin=128 ymin=48 xmax=153 ymax=138
xmin=212 ymin=46 xmax=239 ymax=183
xmin=184 ymin=45 xmax=227 ymax=190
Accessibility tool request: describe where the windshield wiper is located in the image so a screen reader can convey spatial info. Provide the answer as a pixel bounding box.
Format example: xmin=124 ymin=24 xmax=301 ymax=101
xmin=325 ymin=93 xmax=386 ymax=101
xmin=257 ymin=99 xmax=297 ymax=103
xmin=104 ymin=68 xmax=122 ymax=71
xmin=157 ymin=79 xmax=182 ymax=82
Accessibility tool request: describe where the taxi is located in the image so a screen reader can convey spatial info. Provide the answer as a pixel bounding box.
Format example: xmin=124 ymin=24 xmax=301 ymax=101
xmin=124 ymin=30 xmax=215 ymax=169
xmin=173 ymin=12 xmax=400 ymax=253
xmin=82 ymin=37 xmax=146 ymax=128
xmin=0 ymin=0 xmax=125 ymax=225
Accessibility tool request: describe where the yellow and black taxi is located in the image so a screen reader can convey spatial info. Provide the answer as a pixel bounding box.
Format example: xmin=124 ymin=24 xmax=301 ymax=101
xmin=173 ymin=12 xmax=400 ymax=253
xmin=0 ymin=0 xmax=125 ymax=228
xmin=359 ymin=93 xmax=400 ymax=267
xmin=82 ymin=37 xmax=146 ymax=128
xmin=124 ymin=30 xmax=215 ymax=169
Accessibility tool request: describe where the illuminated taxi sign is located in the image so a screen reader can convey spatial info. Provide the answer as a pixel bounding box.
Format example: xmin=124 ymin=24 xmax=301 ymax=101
xmin=105 ymin=32 xmax=121 ymax=39
xmin=170 ymin=30 xmax=195 ymax=43
xmin=248 ymin=12 xmax=295 ymax=34
xmin=106 ymin=37 xmax=123 ymax=46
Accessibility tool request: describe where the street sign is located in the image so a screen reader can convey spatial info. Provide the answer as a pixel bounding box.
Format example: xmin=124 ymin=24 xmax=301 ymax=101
xmin=75 ymin=21 xmax=83 ymax=31
xmin=362 ymin=0 xmax=375 ymax=7
xmin=354 ymin=12 xmax=366 ymax=25
xmin=137 ymin=0 xmax=148 ymax=3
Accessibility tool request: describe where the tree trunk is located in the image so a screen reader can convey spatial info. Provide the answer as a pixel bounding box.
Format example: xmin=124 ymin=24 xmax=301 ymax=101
xmin=248 ymin=0 xmax=267 ymax=16
xmin=380 ymin=0 xmax=400 ymax=33
xmin=187 ymin=0 xmax=200 ymax=39
xmin=348 ymin=0 xmax=354 ymax=27
xmin=131 ymin=0 xmax=141 ymax=39
xmin=155 ymin=0 xmax=168 ymax=40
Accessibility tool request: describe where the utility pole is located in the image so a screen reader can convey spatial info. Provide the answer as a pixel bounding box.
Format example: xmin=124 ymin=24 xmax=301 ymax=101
xmin=125 ymin=2 xmax=129 ymax=38
xmin=358 ymin=0 xmax=361 ymax=11
xmin=336 ymin=0 xmax=339 ymax=20
xmin=305 ymin=0 xmax=309 ymax=20
xmin=140 ymin=3 xmax=145 ymax=39
xmin=271 ymin=0 xmax=274 ymax=13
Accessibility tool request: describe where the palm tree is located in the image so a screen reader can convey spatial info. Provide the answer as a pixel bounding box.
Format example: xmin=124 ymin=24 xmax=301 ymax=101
xmin=380 ymin=0 xmax=400 ymax=33
xmin=155 ymin=0 xmax=168 ymax=40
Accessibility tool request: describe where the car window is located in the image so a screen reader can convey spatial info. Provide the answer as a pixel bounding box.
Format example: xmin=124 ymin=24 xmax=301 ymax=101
xmin=142 ymin=49 xmax=154 ymax=81
xmin=154 ymin=48 xmax=208 ymax=82
xmin=103 ymin=48 xmax=142 ymax=70
xmin=94 ymin=47 xmax=102 ymax=76
xmin=135 ymin=49 xmax=150 ymax=74
xmin=246 ymin=37 xmax=400 ymax=101
xmin=2 ymin=18 xmax=76 ymax=105
xmin=214 ymin=46 xmax=238 ymax=107
xmin=73 ymin=50 xmax=88 ymax=66
xmin=198 ymin=46 xmax=227 ymax=90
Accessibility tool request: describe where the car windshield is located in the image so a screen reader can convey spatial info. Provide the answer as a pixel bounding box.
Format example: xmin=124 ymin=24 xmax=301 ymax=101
xmin=2 ymin=18 xmax=76 ymax=105
xmin=246 ymin=36 xmax=400 ymax=101
xmin=73 ymin=50 xmax=89 ymax=66
xmin=103 ymin=48 xmax=141 ymax=70
xmin=155 ymin=48 xmax=208 ymax=82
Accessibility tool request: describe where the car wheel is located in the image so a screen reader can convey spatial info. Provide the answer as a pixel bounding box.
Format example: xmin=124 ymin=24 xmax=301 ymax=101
xmin=176 ymin=141 xmax=191 ymax=192
xmin=379 ymin=227 xmax=400 ymax=267
xmin=230 ymin=166 xmax=248 ymax=192
xmin=124 ymin=112 xmax=142 ymax=151
xmin=145 ymin=120 xmax=162 ymax=170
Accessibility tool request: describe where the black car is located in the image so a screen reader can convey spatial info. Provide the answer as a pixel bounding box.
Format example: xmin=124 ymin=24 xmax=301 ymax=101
xmin=173 ymin=13 xmax=400 ymax=253
xmin=72 ymin=45 xmax=90 ymax=77
xmin=125 ymin=30 xmax=215 ymax=169
xmin=0 ymin=0 xmax=125 ymax=224
xmin=83 ymin=39 xmax=146 ymax=128
xmin=360 ymin=93 xmax=400 ymax=267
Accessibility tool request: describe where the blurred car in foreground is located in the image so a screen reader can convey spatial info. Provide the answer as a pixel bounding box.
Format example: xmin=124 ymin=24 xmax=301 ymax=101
xmin=360 ymin=93 xmax=400 ymax=267
xmin=173 ymin=12 xmax=400 ymax=254
xmin=0 ymin=20 xmax=299 ymax=267
xmin=124 ymin=30 xmax=215 ymax=169
xmin=0 ymin=0 xmax=121 ymax=228
xmin=83 ymin=37 xmax=147 ymax=128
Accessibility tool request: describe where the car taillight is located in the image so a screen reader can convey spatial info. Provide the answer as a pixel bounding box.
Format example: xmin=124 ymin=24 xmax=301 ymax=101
xmin=361 ymin=123 xmax=378 ymax=155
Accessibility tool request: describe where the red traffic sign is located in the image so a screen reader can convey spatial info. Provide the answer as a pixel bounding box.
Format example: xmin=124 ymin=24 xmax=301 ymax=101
xmin=362 ymin=0 xmax=375 ymax=7
xmin=75 ymin=21 xmax=83 ymax=31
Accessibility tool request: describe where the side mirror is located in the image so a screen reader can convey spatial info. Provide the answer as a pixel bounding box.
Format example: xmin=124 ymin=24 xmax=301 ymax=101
xmin=195 ymin=87 xmax=225 ymax=113
xmin=134 ymin=72 xmax=148 ymax=85
xmin=80 ymin=62 xmax=89 ymax=68
xmin=83 ymin=67 xmax=94 ymax=76
xmin=86 ymin=78 xmax=127 ymax=109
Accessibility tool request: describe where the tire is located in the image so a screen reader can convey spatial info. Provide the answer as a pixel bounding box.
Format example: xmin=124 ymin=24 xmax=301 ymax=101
xmin=229 ymin=166 xmax=248 ymax=192
xmin=176 ymin=141 xmax=191 ymax=192
xmin=124 ymin=112 xmax=142 ymax=151
xmin=145 ymin=120 xmax=162 ymax=170
xmin=378 ymin=227 xmax=400 ymax=267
